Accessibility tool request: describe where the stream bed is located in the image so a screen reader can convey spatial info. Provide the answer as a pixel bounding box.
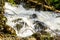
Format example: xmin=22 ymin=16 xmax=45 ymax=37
xmin=4 ymin=2 xmax=60 ymax=37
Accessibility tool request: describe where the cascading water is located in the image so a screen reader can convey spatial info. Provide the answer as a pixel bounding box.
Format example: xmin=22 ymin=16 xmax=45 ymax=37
xmin=4 ymin=2 xmax=60 ymax=37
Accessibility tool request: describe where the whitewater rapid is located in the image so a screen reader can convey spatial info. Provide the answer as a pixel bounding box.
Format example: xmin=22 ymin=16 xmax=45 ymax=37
xmin=4 ymin=2 xmax=60 ymax=37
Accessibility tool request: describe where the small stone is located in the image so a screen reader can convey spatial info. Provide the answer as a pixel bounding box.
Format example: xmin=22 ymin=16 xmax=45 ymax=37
xmin=32 ymin=14 xmax=37 ymax=18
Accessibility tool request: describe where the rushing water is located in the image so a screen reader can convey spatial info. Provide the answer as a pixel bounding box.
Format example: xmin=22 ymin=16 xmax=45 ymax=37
xmin=4 ymin=2 xmax=60 ymax=37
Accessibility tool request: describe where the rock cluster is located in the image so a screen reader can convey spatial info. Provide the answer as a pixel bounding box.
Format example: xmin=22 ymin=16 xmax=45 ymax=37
xmin=0 ymin=0 xmax=16 ymax=39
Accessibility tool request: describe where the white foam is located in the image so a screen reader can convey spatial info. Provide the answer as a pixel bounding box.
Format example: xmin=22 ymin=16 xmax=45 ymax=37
xmin=4 ymin=2 xmax=60 ymax=37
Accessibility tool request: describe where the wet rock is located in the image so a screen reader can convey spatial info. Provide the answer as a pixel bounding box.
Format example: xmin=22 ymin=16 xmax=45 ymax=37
xmin=15 ymin=24 xmax=23 ymax=31
xmin=32 ymin=14 xmax=37 ymax=18
xmin=32 ymin=32 xmax=54 ymax=40
xmin=32 ymin=33 xmax=41 ymax=40
xmin=55 ymin=36 xmax=60 ymax=40
xmin=34 ymin=21 xmax=47 ymax=32
xmin=0 ymin=14 xmax=7 ymax=25
xmin=3 ymin=25 xmax=16 ymax=35
xmin=0 ymin=33 xmax=22 ymax=40
xmin=27 ymin=36 xmax=36 ymax=40
xmin=0 ymin=25 xmax=4 ymax=31
xmin=14 ymin=0 xmax=21 ymax=4
xmin=35 ymin=5 xmax=42 ymax=11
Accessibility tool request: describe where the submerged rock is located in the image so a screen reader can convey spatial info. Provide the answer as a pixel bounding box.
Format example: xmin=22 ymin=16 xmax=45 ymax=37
xmin=32 ymin=14 xmax=37 ymax=18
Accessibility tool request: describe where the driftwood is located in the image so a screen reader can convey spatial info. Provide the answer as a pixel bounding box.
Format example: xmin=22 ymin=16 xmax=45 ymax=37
xmin=27 ymin=0 xmax=60 ymax=13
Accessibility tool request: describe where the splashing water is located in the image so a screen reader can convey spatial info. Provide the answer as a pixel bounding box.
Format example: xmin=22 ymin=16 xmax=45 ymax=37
xmin=4 ymin=2 xmax=60 ymax=37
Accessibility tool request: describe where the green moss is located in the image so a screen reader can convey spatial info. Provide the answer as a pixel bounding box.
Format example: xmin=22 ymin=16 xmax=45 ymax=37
xmin=7 ymin=0 xmax=16 ymax=6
